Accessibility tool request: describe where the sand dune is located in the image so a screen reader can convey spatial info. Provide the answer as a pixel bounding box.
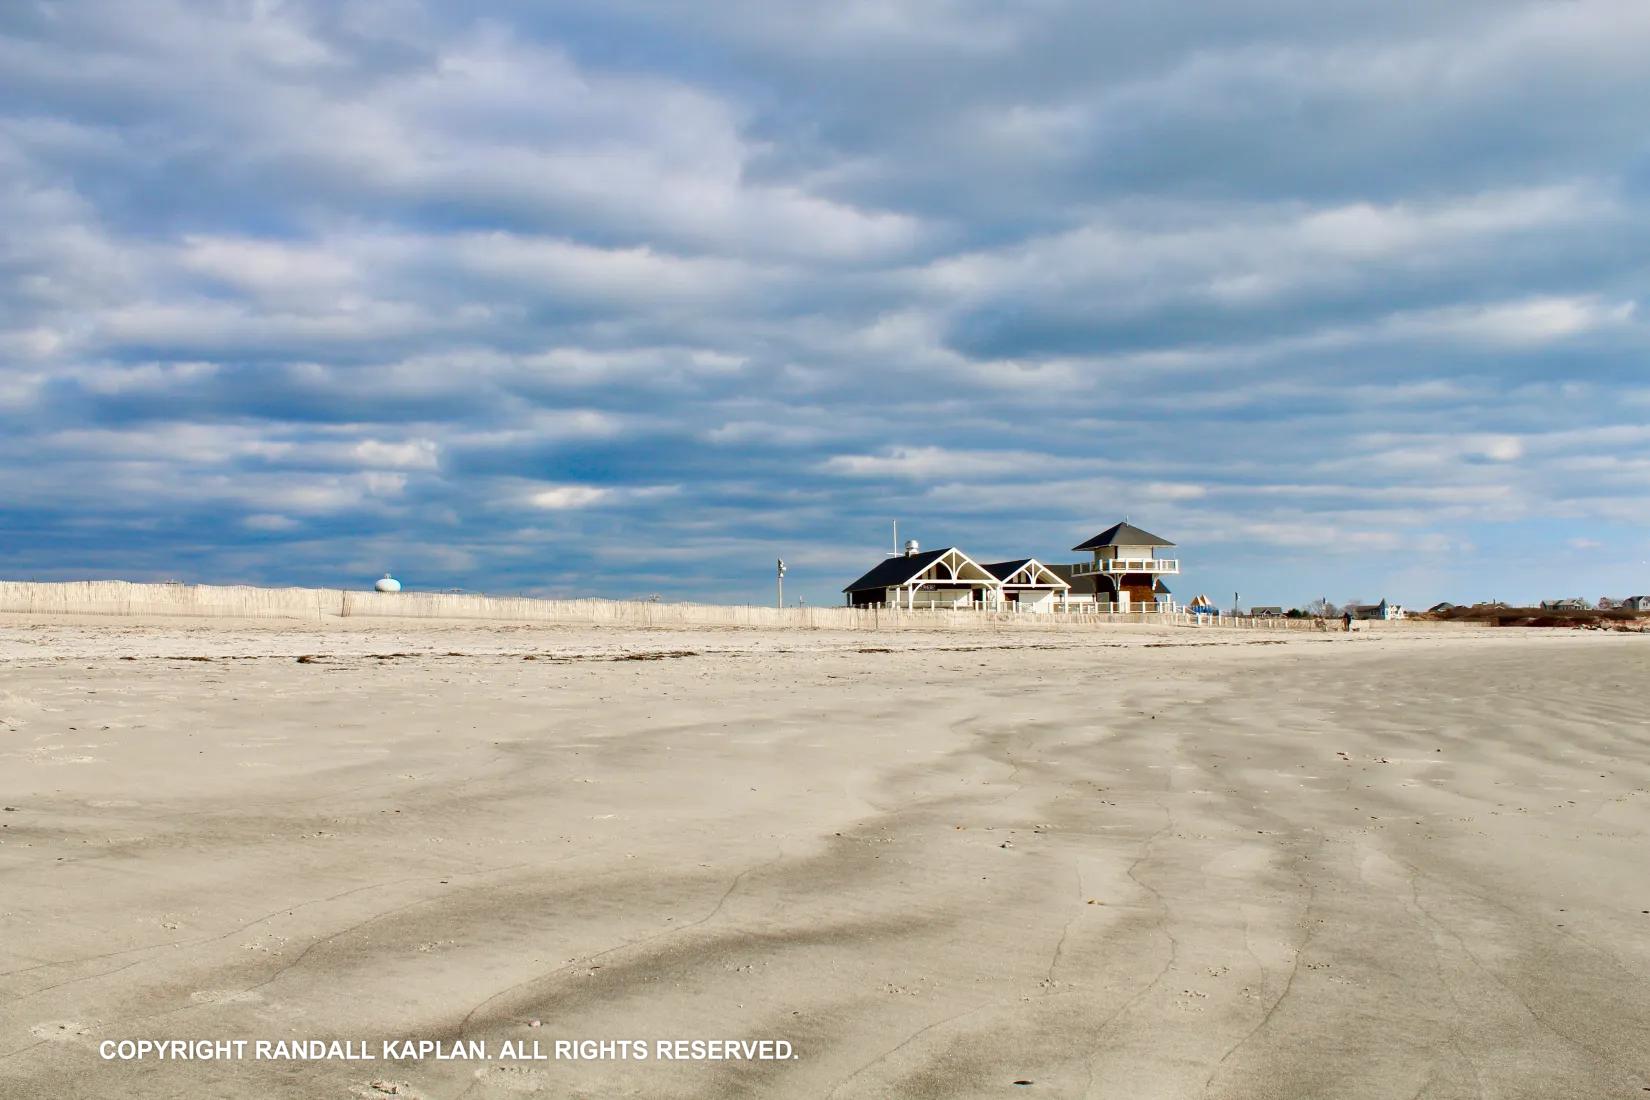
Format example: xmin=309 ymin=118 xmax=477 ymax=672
xmin=1 ymin=620 xmax=1646 ymax=1098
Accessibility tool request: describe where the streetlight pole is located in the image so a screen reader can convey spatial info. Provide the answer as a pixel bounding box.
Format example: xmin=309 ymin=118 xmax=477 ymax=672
xmin=777 ymin=558 xmax=786 ymax=609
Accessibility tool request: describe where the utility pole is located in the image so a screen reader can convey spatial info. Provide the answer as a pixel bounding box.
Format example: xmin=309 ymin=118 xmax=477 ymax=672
xmin=776 ymin=558 xmax=786 ymax=609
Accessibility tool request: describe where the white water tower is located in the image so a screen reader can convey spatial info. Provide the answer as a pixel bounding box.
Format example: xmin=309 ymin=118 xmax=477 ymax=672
xmin=375 ymin=573 xmax=402 ymax=593
xmin=904 ymin=539 xmax=920 ymax=557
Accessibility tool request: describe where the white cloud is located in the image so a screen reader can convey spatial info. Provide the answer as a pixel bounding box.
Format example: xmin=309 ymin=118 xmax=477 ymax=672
xmin=351 ymin=439 xmax=440 ymax=470
xmin=178 ymin=235 xmax=361 ymax=300
xmin=451 ymin=233 xmax=759 ymax=305
xmin=517 ymin=482 xmax=680 ymax=512
xmin=527 ymin=485 xmax=612 ymax=510
xmin=920 ymin=184 xmax=1615 ymax=315
xmin=820 ymin=446 xmax=1085 ymax=480
xmin=1386 ymin=296 xmax=1638 ymax=347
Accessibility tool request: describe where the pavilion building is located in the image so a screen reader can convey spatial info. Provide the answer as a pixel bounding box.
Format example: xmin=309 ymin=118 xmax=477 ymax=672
xmin=1055 ymin=521 xmax=1179 ymax=613
xmin=841 ymin=546 xmax=1003 ymax=610
xmin=841 ymin=521 xmax=1179 ymax=614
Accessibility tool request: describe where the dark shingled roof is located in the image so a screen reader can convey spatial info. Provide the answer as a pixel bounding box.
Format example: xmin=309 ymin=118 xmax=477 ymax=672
xmin=842 ymin=548 xmax=952 ymax=593
xmin=1046 ymin=562 xmax=1111 ymax=594
xmin=980 ymin=558 xmax=1032 ymax=580
xmin=980 ymin=559 xmax=1071 ymax=588
xmin=1071 ymin=521 xmax=1175 ymax=552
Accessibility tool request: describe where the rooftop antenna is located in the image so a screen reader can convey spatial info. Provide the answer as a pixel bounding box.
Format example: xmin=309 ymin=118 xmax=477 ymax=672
xmin=891 ymin=519 xmax=899 ymax=557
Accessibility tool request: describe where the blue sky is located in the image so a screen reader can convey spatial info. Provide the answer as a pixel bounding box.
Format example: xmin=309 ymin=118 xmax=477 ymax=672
xmin=3 ymin=1 xmax=1650 ymax=608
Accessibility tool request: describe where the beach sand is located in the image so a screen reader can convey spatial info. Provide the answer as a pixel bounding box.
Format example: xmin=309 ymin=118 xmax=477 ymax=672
xmin=1 ymin=619 xmax=1647 ymax=1098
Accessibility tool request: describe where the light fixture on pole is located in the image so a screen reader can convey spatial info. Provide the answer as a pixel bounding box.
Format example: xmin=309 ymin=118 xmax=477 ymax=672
xmin=776 ymin=558 xmax=787 ymax=609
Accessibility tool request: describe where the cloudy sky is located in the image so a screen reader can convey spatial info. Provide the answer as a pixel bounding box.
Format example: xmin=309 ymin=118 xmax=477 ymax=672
xmin=4 ymin=1 xmax=1650 ymax=607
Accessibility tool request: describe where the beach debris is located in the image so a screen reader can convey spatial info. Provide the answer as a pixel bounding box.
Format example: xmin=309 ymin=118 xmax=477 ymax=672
xmin=295 ymin=654 xmax=325 ymax=664
xmin=31 ymin=1021 xmax=91 ymax=1042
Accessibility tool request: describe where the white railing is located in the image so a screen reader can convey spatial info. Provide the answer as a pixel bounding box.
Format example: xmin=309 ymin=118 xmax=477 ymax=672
xmin=1069 ymin=558 xmax=1180 ymax=576
xmin=872 ymin=600 xmax=1179 ymax=615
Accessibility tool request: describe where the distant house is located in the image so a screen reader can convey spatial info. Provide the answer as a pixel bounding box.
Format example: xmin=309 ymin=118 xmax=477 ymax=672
xmin=1056 ymin=522 xmax=1179 ymax=612
xmin=843 ymin=520 xmax=1182 ymax=614
xmin=1540 ymin=598 xmax=1590 ymax=611
xmin=842 ymin=546 xmax=1002 ymax=609
xmin=1249 ymin=606 xmax=1285 ymax=618
xmin=1349 ymin=599 xmax=1406 ymax=621
xmin=980 ymin=559 xmax=1071 ymax=613
xmin=1428 ymin=602 xmax=1457 ymax=613
xmin=1622 ymin=596 xmax=1650 ymax=612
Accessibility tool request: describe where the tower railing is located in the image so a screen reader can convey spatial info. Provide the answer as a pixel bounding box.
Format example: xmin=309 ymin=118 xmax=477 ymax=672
xmin=1069 ymin=558 xmax=1179 ymax=576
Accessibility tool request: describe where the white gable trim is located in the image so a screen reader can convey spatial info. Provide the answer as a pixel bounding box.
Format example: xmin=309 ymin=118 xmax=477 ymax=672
xmin=912 ymin=547 xmax=997 ymax=585
xmin=999 ymin=558 xmax=1070 ymax=589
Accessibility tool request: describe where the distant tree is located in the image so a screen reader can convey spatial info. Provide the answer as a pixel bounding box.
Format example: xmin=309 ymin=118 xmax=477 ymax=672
xmin=1305 ymin=597 xmax=1337 ymax=617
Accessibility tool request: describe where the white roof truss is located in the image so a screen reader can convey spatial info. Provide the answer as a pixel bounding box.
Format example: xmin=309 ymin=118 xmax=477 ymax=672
xmin=905 ymin=547 xmax=999 ymax=587
xmin=999 ymin=558 xmax=1070 ymax=589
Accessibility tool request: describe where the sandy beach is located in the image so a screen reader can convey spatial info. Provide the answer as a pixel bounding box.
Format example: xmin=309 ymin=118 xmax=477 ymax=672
xmin=1 ymin=619 xmax=1647 ymax=1099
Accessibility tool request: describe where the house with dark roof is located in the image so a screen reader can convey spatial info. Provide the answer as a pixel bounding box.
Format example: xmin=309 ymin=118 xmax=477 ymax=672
xmin=980 ymin=559 xmax=1071 ymax=612
xmin=1063 ymin=521 xmax=1179 ymax=613
xmin=842 ymin=521 xmax=1181 ymax=613
xmin=1248 ymin=606 xmax=1285 ymax=618
xmin=1621 ymin=596 xmax=1650 ymax=612
xmin=841 ymin=546 xmax=1004 ymax=610
xmin=1348 ymin=599 xmax=1406 ymax=621
xmin=1539 ymin=598 xmax=1589 ymax=612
